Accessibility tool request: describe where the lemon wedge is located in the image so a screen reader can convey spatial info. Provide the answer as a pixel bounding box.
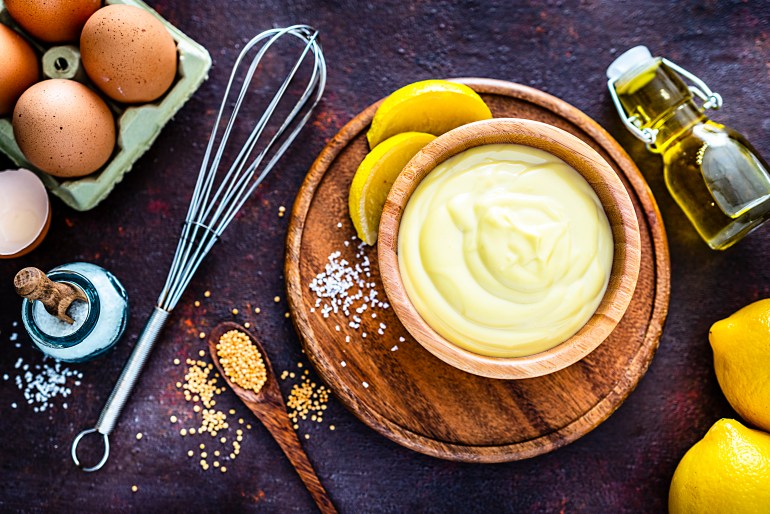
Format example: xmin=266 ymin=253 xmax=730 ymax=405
xmin=349 ymin=131 xmax=436 ymax=245
xmin=366 ymin=80 xmax=492 ymax=148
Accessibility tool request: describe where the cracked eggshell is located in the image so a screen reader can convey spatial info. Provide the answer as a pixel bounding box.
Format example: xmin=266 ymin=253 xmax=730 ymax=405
xmin=12 ymin=79 xmax=116 ymax=178
xmin=0 ymin=169 xmax=51 ymax=259
xmin=80 ymin=4 xmax=178 ymax=104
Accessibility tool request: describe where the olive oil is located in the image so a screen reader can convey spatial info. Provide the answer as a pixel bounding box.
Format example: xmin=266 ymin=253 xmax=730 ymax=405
xmin=608 ymin=47 xmax=770 ymax=249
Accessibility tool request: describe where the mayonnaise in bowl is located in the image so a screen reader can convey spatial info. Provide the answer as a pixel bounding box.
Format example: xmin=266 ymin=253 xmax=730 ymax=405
xmin=397 ymin=143 xmax=614 ymax=358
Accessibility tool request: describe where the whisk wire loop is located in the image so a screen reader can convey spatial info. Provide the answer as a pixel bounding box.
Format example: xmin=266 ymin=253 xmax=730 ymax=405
xmin=158 ymin=24 xmax=325 ymax=311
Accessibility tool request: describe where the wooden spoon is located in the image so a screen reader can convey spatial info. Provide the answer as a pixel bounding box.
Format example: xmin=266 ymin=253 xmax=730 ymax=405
xmin=208 ymin=322 xmax=337 ymax=514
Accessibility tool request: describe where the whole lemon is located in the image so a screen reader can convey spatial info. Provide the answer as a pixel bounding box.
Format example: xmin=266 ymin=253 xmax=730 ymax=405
xmin=710 ymin=299 xmax=770 ymax=432
xmin=669 ymin=419 xmax=770 ymax=514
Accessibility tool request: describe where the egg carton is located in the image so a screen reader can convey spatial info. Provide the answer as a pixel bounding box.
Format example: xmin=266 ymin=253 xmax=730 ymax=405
xmin=0 ymin=0 xmax=212 ymax=211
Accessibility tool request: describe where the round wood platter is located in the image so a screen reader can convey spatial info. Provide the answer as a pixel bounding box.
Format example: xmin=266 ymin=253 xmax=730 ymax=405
xmin=285 ymin=78 xmax=670 ymax=463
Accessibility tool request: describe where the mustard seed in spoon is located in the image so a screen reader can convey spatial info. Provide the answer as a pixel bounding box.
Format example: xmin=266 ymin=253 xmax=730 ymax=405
xmin=216 ymin=329 xmax=267 ymax=394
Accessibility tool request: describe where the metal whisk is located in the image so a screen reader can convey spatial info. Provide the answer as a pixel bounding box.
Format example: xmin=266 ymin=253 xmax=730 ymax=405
xmin=72 ymin=25 xmax=326 ymax=471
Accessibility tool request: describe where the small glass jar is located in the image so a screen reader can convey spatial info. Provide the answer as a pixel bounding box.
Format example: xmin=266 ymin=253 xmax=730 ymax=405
xmin=20 ymin=262 xmax=129 ymax=362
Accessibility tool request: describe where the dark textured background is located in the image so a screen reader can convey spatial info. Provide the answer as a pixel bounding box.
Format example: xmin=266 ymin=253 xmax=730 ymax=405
xmin=2 ymin=1 xmax=770 ymax=512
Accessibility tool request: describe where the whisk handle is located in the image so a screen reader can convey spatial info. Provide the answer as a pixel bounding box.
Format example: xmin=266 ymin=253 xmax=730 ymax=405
xmin=72 ymin=307 xmax=169 ymax=471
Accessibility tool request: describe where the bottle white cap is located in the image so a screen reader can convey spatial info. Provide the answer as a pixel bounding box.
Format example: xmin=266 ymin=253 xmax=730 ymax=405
xmin=606 ymin=46 xmax=654 ymax=81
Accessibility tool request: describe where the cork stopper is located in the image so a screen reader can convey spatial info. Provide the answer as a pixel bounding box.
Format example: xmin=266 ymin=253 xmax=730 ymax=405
xmin=14 ymin=267 xmax=87 ymax=324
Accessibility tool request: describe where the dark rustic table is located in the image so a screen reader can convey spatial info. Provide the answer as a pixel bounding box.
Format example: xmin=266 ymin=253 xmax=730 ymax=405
xmin=2 ymin=1 xmax=769 ymax=512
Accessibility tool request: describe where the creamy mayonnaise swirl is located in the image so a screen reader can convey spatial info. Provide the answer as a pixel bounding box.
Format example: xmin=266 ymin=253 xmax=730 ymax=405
xmin=398 ymin=144 xmax=614 ymax=357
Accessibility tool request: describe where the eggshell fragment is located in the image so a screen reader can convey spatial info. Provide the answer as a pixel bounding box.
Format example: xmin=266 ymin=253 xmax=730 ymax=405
xmin=81 ymin=5 xmax=177 ymax=103
xmin=13 ymin=79 xmax=116 ymax=178
xmin=0 ymin=169 xmax=51 ymax=259
xmin=0 ymin=24 xmax=39 ymax=116
xmin=4 ymin=0 xmax=101 ymax=43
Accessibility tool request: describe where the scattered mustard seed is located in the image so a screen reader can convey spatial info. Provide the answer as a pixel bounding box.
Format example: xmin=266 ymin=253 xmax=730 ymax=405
xmin=131 ymin=485 xmax=138 ymax=493
xmin=244 ymin=322 xmax=251 ymax=329
xmin=273 ymin=296 xmax=280 ymax=303
xmin=255 ymin=307 xmax=261 ymax=314
xmin=180 ymin=428 xmax=187 ymax=436
xmin=330 ymin=425 xmax=335 ymax=431
xmin=221 ymin=466 xmax=227 ymax=473
xmin=136 ymin=432 xmax=143 ymax=440
xmin=204 ymin=291 xmax=211 ymax=298
xmin=284 ymin=312 xmax=290 ymax=318
xmin=232 ymin=308 xmax=239 ymax=315
xmin=194 ymin=300 xmax=201 ymax=307
xmin=170 ymin=415 xmax=178 ymax=423
xmin=188 ymin=450 xmax=194 ymax=457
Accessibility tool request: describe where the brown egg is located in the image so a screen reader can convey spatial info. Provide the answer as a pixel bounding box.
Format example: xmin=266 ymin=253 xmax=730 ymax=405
xmin=13 ymin=79 xmax=116 ymax=178
xmin=5 ymin=0 xmax=101 ymax=43
xmin=0 ymin=24 xmax=39 ymax=116
xmin=81 ymin=5 xmax=177 ymax=103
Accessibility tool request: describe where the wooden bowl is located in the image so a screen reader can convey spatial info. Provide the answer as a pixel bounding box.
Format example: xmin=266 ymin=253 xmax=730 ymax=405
xmin=378 ymin=118 xmax=642 ymax=379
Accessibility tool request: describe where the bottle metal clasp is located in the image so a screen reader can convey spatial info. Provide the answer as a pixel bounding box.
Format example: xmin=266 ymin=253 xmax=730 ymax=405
xmin=608 ymin=57 xmax=723 ymax=151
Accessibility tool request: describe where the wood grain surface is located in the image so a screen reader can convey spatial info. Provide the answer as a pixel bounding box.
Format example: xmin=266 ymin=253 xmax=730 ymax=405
xmin=1 ymin=1 xmax=768 ymax=511
xmin=285 ymin=79 xmax=670 ymax=462
xmin=378 ymin=117 xmax=642 ymax=379
xmin=207 ymin=323 xmax=337 ymax=514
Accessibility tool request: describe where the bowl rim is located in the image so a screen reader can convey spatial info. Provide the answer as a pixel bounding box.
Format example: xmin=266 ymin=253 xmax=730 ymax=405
xmin=377 ymin=118 xmax=642 ymax=379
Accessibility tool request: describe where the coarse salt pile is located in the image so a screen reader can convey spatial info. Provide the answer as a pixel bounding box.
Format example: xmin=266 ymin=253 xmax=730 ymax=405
xmin=309 ymin=236 xmax=389 ymax=335
xmin=4 ymin=323 xmax=83 ymax=412
xmin=8 ymin=357 xmax=82 ymax=412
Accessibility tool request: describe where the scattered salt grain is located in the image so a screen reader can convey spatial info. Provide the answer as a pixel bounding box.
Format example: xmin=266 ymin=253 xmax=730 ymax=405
xmin=391 ymin=346 xmax=398 ymax=352
xmin=309 ymin=238 xmax=390 ymax=338
xmin=12 ymin=357 xmax=83 ymax=412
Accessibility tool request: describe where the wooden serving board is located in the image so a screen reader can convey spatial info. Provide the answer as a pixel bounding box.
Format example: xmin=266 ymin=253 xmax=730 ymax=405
xmin=285 ymin=78 xmax=670 ymax=462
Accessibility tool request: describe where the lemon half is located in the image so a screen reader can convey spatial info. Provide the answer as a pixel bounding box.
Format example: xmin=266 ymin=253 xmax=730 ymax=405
xmin=349 ymin=131 xmax=436 ymax=245
xmin=366 ymin=80 xmax=491 ymax=148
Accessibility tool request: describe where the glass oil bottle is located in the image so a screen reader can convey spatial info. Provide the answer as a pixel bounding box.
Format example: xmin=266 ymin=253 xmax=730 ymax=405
xmin=607 ymin=46 xmax=770 ymax=249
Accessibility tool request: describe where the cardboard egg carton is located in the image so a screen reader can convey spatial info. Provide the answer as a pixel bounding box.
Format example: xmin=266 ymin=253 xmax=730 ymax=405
xmin=0 ymin=0 xmax=212 ymax=211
